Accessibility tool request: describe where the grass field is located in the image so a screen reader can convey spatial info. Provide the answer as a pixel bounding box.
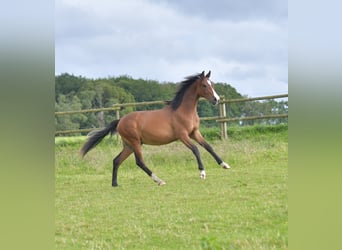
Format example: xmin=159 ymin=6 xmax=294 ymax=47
xmin=55 ymin=125 xmax=288 ymax=249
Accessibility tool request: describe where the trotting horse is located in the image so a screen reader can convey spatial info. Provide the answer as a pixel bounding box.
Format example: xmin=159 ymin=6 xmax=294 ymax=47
xmin=81 ymin=71 xmax=231 ymax=186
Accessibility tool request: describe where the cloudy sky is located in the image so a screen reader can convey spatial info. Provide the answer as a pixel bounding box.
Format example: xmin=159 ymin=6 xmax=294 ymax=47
xmin=55 ymin=0 xmax=287 ymax=97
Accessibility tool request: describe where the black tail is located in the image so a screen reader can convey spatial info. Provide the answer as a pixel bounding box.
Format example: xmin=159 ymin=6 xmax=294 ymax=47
xmin=81 ymin=119 xmax=120 ymax=157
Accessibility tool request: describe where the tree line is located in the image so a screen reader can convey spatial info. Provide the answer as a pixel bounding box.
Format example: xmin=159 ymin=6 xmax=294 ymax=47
xmin=55 ymin=73 xmax=288 ymax=134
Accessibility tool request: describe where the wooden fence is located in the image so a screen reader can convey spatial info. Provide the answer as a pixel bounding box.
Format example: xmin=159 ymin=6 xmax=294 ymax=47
xmin=55 ymin=93 xmax=288 ymax=139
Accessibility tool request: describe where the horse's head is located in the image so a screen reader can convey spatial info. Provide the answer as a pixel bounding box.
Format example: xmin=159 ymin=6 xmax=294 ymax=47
xmin=196 ymin=70 xmax=220 ymax=105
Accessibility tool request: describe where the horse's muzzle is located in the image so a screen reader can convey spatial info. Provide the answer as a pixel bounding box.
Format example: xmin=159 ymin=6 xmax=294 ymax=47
xmin=211 ymin=97 xmax=219 ymax=106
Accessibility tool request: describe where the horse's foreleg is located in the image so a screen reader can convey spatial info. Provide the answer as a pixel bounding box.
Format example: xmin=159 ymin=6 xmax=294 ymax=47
xmin=112 ymin=146 xmax=133 ymax=187
xmin=133 ymin=146 xmax=166 ymax=186
xmin=191 ymin=130 xmax=231 ymax=169
xmin=180 ymin=135 xmax=206 ymax=179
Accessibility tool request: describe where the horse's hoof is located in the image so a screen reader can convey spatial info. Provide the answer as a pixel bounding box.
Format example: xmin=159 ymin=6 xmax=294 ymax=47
xmin=200 ymin=170 xmax=206 ymax=179
xmin=220 ymin=162 xmax=231 ymax=169
xmin=152 ymin=173 xmax=166 ymax=186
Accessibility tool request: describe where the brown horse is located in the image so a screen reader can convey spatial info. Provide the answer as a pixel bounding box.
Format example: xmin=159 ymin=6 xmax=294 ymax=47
xmin=81 ymin=71 xmax=230 ymax=186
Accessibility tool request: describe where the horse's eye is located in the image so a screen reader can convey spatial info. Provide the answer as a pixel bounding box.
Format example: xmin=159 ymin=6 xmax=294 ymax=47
xmin=202 ymin=84 xmax=207 ymax=88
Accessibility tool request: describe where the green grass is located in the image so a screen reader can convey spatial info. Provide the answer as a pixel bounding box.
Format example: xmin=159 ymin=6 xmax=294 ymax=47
xmin=55 ymin=125 xmax=288 ymax=249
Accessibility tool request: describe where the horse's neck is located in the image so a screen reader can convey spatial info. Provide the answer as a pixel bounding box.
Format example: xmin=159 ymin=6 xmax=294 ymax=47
xmin=178 ymin=89 xmax=199 ymax=115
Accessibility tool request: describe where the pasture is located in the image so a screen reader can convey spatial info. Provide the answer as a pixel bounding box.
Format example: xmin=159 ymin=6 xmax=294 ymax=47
xmin=55 ymin=125 xmax=288 ymax=249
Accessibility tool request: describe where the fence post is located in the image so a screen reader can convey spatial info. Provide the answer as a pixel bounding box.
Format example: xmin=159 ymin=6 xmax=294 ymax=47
xmin=219 ymin=96 xmax=228 ymax=140
xmin=115 ymin=108 xmax=121 ymax=144
xmin=116 ymin=109 xmax=120 ymax=120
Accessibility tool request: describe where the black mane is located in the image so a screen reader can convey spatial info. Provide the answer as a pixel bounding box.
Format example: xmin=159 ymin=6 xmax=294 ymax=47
xmin=170 ymin=73 xmax=202 ymax=110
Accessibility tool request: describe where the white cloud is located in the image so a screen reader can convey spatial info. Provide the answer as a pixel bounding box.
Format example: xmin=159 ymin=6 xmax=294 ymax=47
xmin=55 ymin=0 xmax=288 ymax=97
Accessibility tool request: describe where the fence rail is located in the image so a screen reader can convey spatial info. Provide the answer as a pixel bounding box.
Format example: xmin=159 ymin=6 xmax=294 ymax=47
xmin=55 ymin=93 xmax=288 ymax=138
xmin=220 ymin=93 xmax=288 ymax=104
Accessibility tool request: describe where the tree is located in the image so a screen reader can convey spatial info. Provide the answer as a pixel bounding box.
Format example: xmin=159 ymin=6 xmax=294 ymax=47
xmin=55 ymin=73 xmax=87 ymax=100
xmin=55 ymin=73 xmax=288 ymax=134
xmin=55 ymin=94 xmax=87 ymax=134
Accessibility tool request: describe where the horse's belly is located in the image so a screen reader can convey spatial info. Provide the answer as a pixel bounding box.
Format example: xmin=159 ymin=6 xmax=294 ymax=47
xmin=140 ymin=128 xmax=175 ymax=145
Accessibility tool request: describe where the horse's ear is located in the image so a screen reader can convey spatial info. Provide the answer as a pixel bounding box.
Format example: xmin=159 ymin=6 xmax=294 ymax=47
xmin=200 ymin=71 xmax=205 ymax=78
xmin=206 ymin=70 xmax=211 ymax=78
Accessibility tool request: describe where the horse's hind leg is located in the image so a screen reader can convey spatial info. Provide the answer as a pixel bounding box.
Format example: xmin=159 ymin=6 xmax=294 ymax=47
xmin=112 ymin=146 xmax=133 ymax=187
xmin=133 ymin=144 xmax=166 ymax=186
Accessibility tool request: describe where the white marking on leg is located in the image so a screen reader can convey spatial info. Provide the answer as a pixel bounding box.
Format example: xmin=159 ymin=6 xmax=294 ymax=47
xmin=220 ymin=162 xmax=231 ymax=169
xmin=151 ymin=173 xmax=166 ymax=185
xmin=200 ymin=170 xmax=206 ymax=179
